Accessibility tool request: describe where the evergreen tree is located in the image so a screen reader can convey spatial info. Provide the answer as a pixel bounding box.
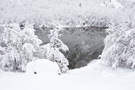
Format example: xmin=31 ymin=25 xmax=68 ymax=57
xmin=0 ymin=22 xmax=42 ymax=71
xmin=42 ymin=27 xmax=69 ymax=74
xmin=101 ymin=15 xmax=135 ymax=69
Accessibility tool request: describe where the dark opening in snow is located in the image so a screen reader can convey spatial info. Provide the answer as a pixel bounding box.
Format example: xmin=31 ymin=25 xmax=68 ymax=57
xmin=35 ymin=26 xmax=107 ymax=69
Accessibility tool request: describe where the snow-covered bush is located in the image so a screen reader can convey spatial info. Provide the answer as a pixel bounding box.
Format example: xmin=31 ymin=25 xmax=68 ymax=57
xmin=41 ymin=27 xmax=69 ymax=74
xmin=0 ymin=22 xmax=42 ymax=71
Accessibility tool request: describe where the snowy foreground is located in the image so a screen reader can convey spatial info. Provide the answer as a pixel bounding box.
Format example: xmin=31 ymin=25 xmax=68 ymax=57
xmin=0 ymin=60 xmax=135 ymax=90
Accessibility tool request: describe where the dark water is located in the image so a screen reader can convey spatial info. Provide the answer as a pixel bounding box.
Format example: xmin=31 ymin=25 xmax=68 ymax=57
xmin=35 ymin=26 xmax=107 ymax=69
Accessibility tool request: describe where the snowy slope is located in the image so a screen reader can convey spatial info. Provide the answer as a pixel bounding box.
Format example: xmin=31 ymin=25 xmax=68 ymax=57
xmin=0 ymin=60 xmax=135 ymax=90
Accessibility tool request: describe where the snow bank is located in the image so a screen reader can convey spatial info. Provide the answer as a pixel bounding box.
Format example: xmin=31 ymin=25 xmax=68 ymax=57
xmin=1 ymin=60 xmax=135 ymax=90
xmin=26 ymin=59 xmax=59 ymax=74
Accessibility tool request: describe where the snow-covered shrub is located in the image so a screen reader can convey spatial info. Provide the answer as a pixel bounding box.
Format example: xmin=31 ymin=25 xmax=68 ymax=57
xmin=0 ymin=22 xmax=42 ymax=71
xmin=41 ymin=27 xmax=69 ymax=74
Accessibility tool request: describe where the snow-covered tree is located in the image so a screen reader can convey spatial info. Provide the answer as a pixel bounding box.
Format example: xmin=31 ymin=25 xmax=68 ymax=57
xmin=0 ymin=24 xmax=21 ymax=71
xmin=41 ymin=27 xmax=69 ymax=74
xmin=0 ymin=22 xmax=42 ymax=71
xmin=100 ymin=11 xmax=135 ymax=69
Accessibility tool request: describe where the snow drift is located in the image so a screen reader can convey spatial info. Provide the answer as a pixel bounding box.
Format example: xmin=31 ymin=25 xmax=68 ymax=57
xmin=26 ymin=59 xmax=59 ymax=74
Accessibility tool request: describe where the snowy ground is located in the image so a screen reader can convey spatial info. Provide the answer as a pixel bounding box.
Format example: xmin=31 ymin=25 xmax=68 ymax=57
xmin=0 ymin=60 xmax=135 ymax=90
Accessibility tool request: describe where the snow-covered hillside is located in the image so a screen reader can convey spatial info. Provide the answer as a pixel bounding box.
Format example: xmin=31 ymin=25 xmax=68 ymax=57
xmin=101 ymin=0 xmax=123 ymax=9
xmin=0 ymin=0 xmax=121 ymax=26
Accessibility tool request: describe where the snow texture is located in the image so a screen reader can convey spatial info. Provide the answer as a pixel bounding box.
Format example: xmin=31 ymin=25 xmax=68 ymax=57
xmin=26 ymin=59 xmax=59 ymax=74
xmin=101 ymin=0 xmax=123 ymax=9
xmin=0 ymin=60 xmax=135 ymax=90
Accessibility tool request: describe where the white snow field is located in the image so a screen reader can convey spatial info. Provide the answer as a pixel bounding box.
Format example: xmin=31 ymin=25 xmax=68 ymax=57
xmin=0 ymin=60 xmax=135 ymax=90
